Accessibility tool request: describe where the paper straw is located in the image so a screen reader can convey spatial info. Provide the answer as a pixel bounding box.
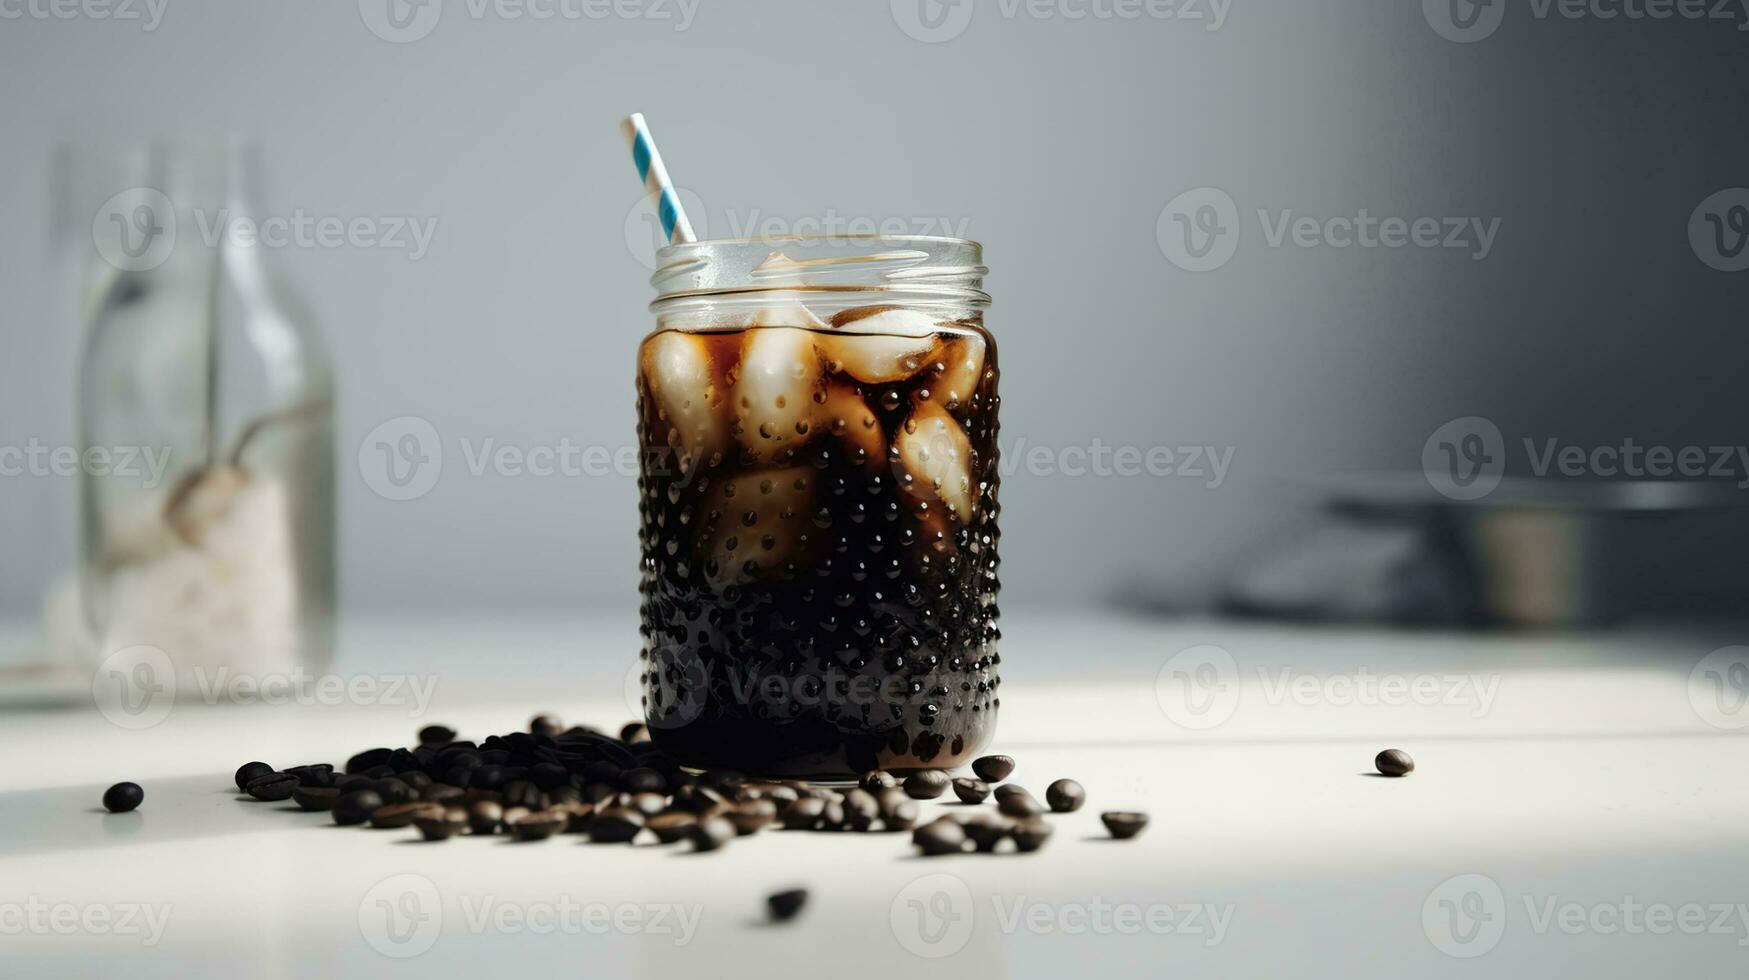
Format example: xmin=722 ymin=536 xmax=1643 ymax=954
xmin=621 ymin=113 xmax=696 ymax=245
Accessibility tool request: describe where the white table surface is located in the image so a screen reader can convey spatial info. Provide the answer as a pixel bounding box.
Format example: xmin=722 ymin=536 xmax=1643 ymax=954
xmin=2 ymin=610 xmax=1747 ymax=978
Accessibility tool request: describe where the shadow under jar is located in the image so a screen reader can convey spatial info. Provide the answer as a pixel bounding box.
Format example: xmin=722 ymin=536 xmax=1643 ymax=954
xmin=635 ymin=236 xmax=1000 ymax=779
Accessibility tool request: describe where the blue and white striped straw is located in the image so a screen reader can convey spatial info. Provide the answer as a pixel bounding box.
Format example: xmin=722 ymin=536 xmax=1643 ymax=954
xmin=621 ymin=113 xmax=696 ymax=245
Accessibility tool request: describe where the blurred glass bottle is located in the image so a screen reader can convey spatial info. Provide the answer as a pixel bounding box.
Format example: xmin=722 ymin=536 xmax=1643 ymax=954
xmin=73 ymin=141 xmax=335 ymax=689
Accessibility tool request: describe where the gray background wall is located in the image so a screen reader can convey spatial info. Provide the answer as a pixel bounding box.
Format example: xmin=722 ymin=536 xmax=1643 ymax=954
xmin=2 ymin=0 xmax=1746 ymax=615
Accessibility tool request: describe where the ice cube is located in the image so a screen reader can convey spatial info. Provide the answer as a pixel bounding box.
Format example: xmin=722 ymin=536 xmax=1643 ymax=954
xmin=699 ymin=465 xmax=816 ymax=586
xmin=894 ymin=401 xmax=978 ymax=521
xmin=829 ymin=305 xmax=939 ymax=337
xmin=733 ymin=326 xmax=825 ymax=462
xmin=642 ymin=330 xmax=728 ymax=465
xmin=744 ymin=302 xmax=828 ymax=331
xmin=927 ymin=332 xmax=987 ymax=411
xmin=822 ymin=384 xmax=887 ymax=473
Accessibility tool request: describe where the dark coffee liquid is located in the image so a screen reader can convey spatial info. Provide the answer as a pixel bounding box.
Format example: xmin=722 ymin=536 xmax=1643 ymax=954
xmin=635 ymin=318 xmax=1001 ymax=778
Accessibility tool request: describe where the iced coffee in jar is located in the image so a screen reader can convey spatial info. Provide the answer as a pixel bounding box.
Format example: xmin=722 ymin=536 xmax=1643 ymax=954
xmin=634 ymin=236 xmax=999 ymax=779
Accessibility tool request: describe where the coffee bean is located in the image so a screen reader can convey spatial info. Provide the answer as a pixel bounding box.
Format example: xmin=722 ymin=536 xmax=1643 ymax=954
xmin=503 ymin=780 xmax=544 ymax=809
xmin=580 ymin=782 xmax=617 ymax=806
xmin=467 ymin=800 xmax=504 ymax=835
xmin=1101 ymin=811 xmax=1149 ymax=840
xmin=756 ymin=784 xmax=801 ymax=807
xmin=620 ymin=767 xmax=666 ymax=794
xmin=102 ymin=782 xmax=143 ymax=813
xmin=344 ymin=747 xmax=394 ymax=775
xmin=840 ymin=789 xmax=880 ymax=831
xmin=398 ymin=771 xmax=432 ymax=791
xmin=234 ymin=761 xmax=274 ymax=791
xmin=767 ymin=888 xmax=808 ymax=922
xmin=529 ymin=763 xmax=570 ymax=791
xmin=292 ymin=786 xmax=340 ymax=811
xmin=418 ymin=724 xmax=457 ymax=745
xmin=334 ymin=790 xmax=384 ymax=826
xmin=951 ymin=778 xmax=990 ymax=804
xmin=590 ymin=807 xmax=646 ymax=843
xmin=671 ymin=784 xmax=727 ymax=814
xmin=629 ymin=792 xmax=668 ymax=817
xmin=992 ymin=783 xmax=1029 ymax=804
xmin=620 ymin=722 xmax=651 ymax=745
xmin=972 ymin=755 xmax=1015 ymax=782
xmin=903 ymin=770 xmax=950 ymax=800
xmin=1045 ymin=779 xmax=1085 ymax=813
xmin=698 ymin=770 xmax=746 ymax=791
xmin=422 ymin=785 xmax=466 ymax=804
xmin=245 ymin=772 xmax=300 ymax=802
xmin=500 ymin=806 xmax=532 ymax=829
xmin=913 ymin=817 xmax=967 ymax=856
xmin=551 ymin=802 xmax=596 ymax=833
xmin=509 ymin=809 xmax=567 ymax=841
xmin=961 ymin=815 xmax=1012 ymax=852
xmin=414 ymin=809 xmax=467 ymax=841
xmin=879 ymin=796 xmax=920 ymax=832
xmin=371 ymin=779 xmax=417 ymax=806
xmin=1011 ymin=818 xmax=1053 ymax=852
xmin=1375 ymin=749 xmax=1414 ymax=777
xmin=370 ymin=802 xmax=441 ymax=829
xmin=529 ymin=714 xmax=563 ymax=737
xmin=780 ymin=797 xmax=827 ymax=830
xmin=285 ymin=764 xmax=336 ymax=787
xmin=647 ymin=811 xmax=698 ymax=843
xmin=859 ymin=770 xmax=897 ymax=791
xmin=819 ymin=799 xmax=846 ymax=831
xmin=997 ymin=792 xmax=1043 ymax=818
xmin=689 ymin=815 xmax=736 ymax=852
xmin=725 ymin=799 xmax=777 ymax=835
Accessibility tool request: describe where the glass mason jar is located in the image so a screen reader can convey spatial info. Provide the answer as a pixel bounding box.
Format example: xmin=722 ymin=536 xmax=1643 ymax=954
xmin=76 ymin=141 xmax=335 ymax=694
xmin=635 ymin=235 xmax=1000 ymax=778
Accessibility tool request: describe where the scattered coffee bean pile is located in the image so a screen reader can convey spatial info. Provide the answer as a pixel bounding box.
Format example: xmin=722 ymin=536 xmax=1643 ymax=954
xmin=228 ymin=716 xmax=1154 ymax=855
